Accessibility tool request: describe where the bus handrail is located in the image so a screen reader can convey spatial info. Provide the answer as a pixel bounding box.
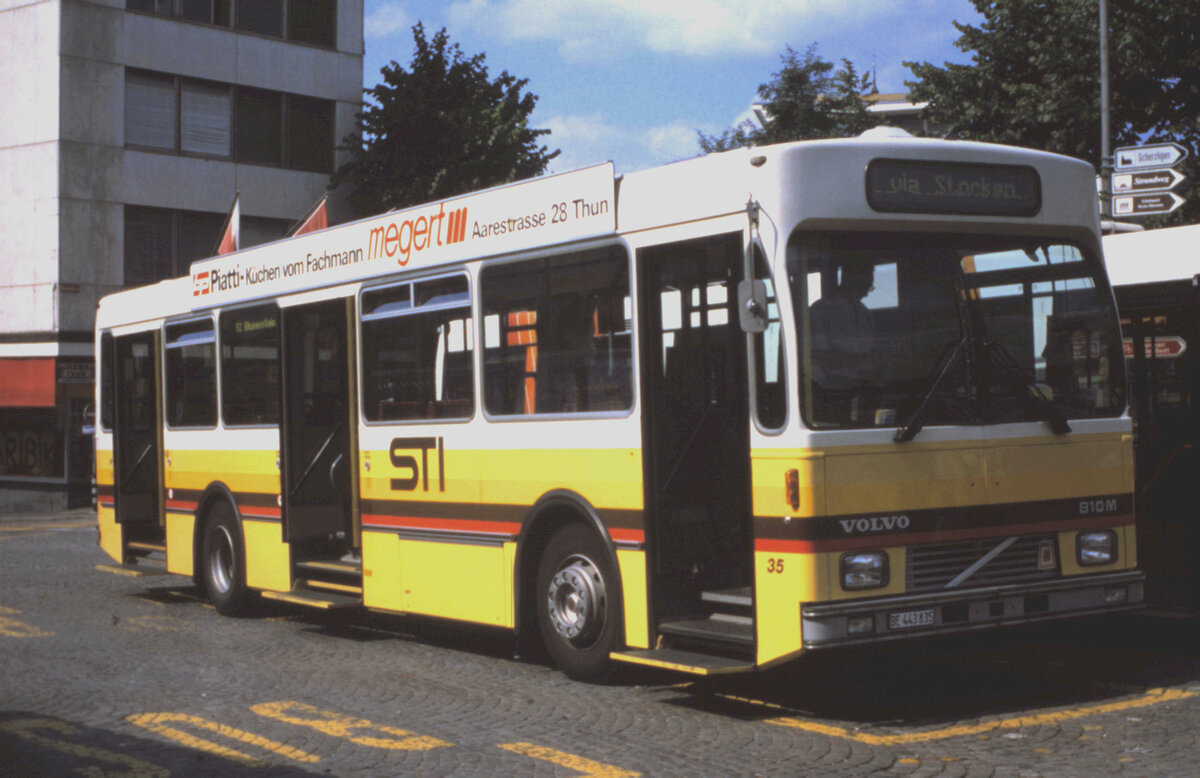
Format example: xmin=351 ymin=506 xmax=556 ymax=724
xmin=289 ymin=422 xmax=343 ymax=499
xmin=1140 ymin=443 xmax=1195 ymax=495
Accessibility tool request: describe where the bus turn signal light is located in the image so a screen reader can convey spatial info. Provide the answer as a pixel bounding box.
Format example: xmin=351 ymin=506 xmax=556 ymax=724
xmin=785 ymin=469 xmax=800 ymax=510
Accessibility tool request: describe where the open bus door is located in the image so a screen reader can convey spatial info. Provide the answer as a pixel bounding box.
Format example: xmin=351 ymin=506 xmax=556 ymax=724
xmin=1120 ymin=290 xmax=1200 ymax=610
xmin=636 ymin=233 xmax=756 ymax=666
xmin=112 ymin=330 xmax=163 ymax=538
xmin=280 ymin=298 xmax=358 ymax=551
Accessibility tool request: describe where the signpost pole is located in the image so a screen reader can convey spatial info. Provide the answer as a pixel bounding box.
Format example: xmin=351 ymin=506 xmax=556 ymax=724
xmin=1099 ymin=0 xmax=1112 ymax=219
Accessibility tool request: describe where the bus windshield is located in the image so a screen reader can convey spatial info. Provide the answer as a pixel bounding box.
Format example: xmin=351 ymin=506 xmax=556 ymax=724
xmin=788 ymin=231 xmax=1125 ymax=432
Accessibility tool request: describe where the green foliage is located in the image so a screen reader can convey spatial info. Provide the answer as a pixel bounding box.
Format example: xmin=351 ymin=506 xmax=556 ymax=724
xmin=906 ymin=0 xmax=1199 ymax=224
xmin=699 ymin=45 xmax=875 ymax=153
xmin=334 ymin=24 xmax=559 ymax=217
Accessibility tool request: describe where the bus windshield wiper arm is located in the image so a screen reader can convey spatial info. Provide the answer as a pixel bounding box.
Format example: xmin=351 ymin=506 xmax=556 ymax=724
xmin=984 ymin=339 xmax=1071 ymax=435
xmin=894 ymin=335 xmax=972 ymax=443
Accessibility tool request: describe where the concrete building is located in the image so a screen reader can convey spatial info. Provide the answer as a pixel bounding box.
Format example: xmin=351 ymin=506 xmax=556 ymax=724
xmin=0 ymin=0 xmax=363 ymax=510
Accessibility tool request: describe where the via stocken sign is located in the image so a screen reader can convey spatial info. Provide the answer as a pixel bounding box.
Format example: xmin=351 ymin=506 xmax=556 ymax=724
xmin=190 ymin=163 xmax=616 ymax=308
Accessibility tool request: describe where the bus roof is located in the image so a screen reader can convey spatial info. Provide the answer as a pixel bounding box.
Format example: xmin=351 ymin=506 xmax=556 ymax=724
xmin=1103 ymin=224 xmax=1200 ymax=287
xmin=98 ymin=133 xmax=1106 ymax=321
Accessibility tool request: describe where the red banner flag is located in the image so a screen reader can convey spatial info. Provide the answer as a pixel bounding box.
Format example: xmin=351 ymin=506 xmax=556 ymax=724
xmin=289 ymin=194 xmax=328 ymax=237
xmin=215 ymin=194 xmax=240 ymax=255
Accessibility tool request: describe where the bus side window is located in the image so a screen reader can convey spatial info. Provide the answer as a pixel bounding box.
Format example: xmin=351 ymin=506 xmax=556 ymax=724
xmin=752 ymin=248 xmax=786 ymax=430
xmin=361 ymin=274 xmax=474 ymax=422
xmin=164 ymin=318 xmax=217 ymax=429
xmin=481 ymin=246 xmax=632 ymax=416
xmin=219 ymin=304 xmax=280 ymax=426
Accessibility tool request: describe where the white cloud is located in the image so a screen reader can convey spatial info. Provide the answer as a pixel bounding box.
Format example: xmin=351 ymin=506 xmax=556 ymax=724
xmin=446 ymin=0 xmax=893 ymax=61
xmin=364 ymin=2 xmax=412 ymax=39
xmin=544 ymin=113 xmax=717 ymax=175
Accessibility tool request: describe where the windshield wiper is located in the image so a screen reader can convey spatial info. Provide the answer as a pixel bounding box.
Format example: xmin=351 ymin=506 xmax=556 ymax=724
xmin=983 ymin=339 xmax=1071 ymax=435
xmin=894 ymin=334 xmax=974 ymax=443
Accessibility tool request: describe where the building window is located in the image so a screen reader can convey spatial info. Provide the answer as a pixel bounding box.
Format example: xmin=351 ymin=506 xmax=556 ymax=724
xmin=127 ymin=1 xmax=334 ymax=48
xmin=286 ymin=95 xmax=334 ymax=173
xmin=181 ymin=80 xmax=232 ymax=156
xmin=235 ymin=87 xmax=284 ymax=166
xmin=126 ymin=70 xmax=231 ymax=158
xmin=127 ymin=69 xmax=334 ymax=173
xmin=124 ymin=206 xmax=288 ymax=287
xmin=288 ymin=0 xmax=335 ymax=46
xmin=235 ymin=0 xmax=283 ymax=37
xmin=125 ymin=71 xmax=177 ymax=150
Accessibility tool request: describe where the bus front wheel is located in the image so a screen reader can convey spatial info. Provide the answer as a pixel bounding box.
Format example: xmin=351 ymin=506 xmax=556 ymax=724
xmin=201 ymin=502 xmax=252 ymax=616
xmin=535 ymin=523 xmax=619 ymax=682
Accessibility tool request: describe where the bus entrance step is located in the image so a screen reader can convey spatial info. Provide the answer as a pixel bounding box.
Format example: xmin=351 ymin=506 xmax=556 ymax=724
xmin=659 ymin=615 xmax=754 ymax=646
xmin=295 ymin=559 xmax=362 ymax=576
xmin=95 ymin=563 xmax=170 ymax=578
xmin=701 ymin=587 xmax=752 ymax=610
xmin=610 ymin=648 xmax=755 ymax=675
xmin=261 ymin=589 xmax=361 ymax=610
xmin=127 ymin=541 xmax=167 ymax=554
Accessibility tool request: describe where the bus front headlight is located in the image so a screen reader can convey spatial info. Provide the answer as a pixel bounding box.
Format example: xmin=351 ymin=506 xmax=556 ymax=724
xmin=841 ymin=551 xmax=888 ymax=590
xmin=1077 ymin=531 xmax=1117 ymax=566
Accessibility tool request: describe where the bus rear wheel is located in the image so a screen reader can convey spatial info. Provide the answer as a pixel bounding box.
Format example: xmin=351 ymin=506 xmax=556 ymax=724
xmin=201 ymin=502 xmax=252 ymax=616
xmin=535 ymin=523 xmax=619 ymax=682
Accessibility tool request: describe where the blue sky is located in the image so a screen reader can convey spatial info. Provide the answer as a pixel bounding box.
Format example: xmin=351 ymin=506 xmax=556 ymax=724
xmin=361 ymin=1 xmax=984 ymax=175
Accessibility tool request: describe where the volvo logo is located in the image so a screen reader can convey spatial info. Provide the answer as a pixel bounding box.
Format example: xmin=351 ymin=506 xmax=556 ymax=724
xmin=838 ymin=515 xmax=911 ymax=534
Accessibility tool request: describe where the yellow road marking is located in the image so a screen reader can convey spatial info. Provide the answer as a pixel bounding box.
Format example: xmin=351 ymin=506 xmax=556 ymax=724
xmin=0 ymin=606 xmax=53 ymax=638
xmin=252 ymin=701 xmax=451 ymax=750
xmin=1 ymin=717 xmax=167 ymax=777
xmin=766 ymin=688 xmax=1196 ymax=746
xmin=127 ymin=712 xmax=320 ymax=767
xmin=499 ymin=742 xmax=640 ymax=777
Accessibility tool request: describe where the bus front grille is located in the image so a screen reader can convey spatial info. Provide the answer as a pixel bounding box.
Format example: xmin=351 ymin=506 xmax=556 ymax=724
xmin=906 ymin=533 xmax=1059 ymax=593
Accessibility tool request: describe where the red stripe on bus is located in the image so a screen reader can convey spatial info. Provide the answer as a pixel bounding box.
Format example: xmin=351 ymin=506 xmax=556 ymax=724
xmin=362 ymin=514 xmax=522 ymax=537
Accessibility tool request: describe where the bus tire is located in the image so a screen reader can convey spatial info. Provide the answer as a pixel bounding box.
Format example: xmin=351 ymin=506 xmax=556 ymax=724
xmin=201 ymin=502 xmax=252 ymax=616
xmin=535 ymin=522 xmax=619 ymax=682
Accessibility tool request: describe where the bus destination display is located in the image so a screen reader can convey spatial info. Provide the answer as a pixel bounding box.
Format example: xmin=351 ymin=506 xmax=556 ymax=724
xmin=866 ymin=159 xmax=1041 ymax=217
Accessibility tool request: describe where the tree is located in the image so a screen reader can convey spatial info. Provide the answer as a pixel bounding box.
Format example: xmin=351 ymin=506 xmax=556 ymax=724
xmin=699 ymin=45 xmax=874 ymax=153
xmin=906 ymin=0 xmax=1199 ymax=224
xmin=334 ymin=24 xmax=559 ymax=217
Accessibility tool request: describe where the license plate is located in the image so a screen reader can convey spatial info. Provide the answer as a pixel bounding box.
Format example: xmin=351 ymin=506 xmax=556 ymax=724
xmin=888 ymin=608 xmax=936 ymax=630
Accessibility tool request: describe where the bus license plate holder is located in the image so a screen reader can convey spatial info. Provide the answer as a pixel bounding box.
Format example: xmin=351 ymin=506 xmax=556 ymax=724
xmin=888 ymin=608 xmax=936 ymax=630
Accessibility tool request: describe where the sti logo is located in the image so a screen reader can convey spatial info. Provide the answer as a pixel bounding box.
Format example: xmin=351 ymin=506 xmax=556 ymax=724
xmin=192 ymin=270 xmax=211 ymax=297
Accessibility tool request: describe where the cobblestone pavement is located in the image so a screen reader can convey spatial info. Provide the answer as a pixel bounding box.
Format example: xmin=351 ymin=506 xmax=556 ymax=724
xmin=2 ymin=510 xmax=1198 ymax=776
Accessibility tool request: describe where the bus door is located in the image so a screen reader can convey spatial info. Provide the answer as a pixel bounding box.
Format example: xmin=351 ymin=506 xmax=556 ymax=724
xmin=638 ymin=233 xmax=754 ymax=626
xmin=1122 ymin=294 xmax=1200 ymax=610
xmin=280 ymin=298 xmax=357 ymax=547
xmin=112 ymin=330 xmax=163 ymax=534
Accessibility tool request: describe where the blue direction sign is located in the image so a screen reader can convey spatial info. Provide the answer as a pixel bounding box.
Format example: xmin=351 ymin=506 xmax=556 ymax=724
xmin=1114 ymin=142 xmax=1188 ymax=171
xmin=1112 ymin=168 xmax=1187 ymax=194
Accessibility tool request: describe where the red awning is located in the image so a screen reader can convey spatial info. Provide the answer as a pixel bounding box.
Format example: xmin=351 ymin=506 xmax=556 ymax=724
xmin=0 ymin=358 xmax=57 ymax=407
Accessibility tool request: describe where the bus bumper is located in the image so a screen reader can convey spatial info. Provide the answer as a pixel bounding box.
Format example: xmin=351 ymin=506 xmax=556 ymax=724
xmin=801 ymin=571 xmax=1145 ymax=649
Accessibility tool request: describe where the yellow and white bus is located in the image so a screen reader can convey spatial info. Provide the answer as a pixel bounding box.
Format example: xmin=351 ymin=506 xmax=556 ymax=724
xmin=95 ymin=128 xmax=1143 ymax=680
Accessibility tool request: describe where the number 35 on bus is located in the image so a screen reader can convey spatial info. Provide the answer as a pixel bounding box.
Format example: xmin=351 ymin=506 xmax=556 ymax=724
xmin=94 ymin=128 xmax=1142 ymax=680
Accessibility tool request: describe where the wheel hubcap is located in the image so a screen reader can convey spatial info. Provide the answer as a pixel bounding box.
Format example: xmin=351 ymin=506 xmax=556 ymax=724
xmin=547 ymin=553 xmax=606 ymax=647
xmin=209 ymin=526 xmax=235 ymax=594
